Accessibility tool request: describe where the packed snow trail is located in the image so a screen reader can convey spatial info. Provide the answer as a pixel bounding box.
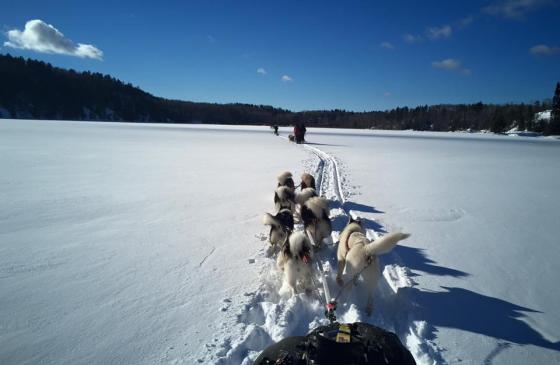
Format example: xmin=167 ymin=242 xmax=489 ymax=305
xmin=302 ymin=143 xmax=443 ymax=364
xmin=207 ymin=140 xmax=439 ymax=365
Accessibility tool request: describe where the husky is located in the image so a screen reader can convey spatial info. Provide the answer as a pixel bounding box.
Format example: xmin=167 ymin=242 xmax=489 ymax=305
xmin=300 ymin=173 xmax=316 ymax=190
xmin=274 ymin=186 xmax=296 ymax=213
xmin=277 ymin=171 xmax=295 ymax=190
xmin=300 ymin=196 xmax=332 ymax=248
xmin=336 ymin=217 xmax=410 ymax=315
xmin=277 ymin=231 xmax=314 ymax=296
xmin=262 ymin=208 xmax=294 ymax=248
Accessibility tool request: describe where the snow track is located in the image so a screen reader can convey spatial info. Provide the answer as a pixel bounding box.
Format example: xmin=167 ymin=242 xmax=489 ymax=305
xmin=208 ymin=140 xmax=437 ymax=365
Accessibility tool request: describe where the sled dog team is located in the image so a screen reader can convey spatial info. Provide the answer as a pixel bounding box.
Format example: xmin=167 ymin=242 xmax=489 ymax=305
xmin=262 ymin=171 xmax=410 ymax=315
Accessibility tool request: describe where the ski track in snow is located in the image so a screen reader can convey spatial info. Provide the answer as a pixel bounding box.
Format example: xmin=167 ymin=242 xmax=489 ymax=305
xmin=205 ymin=140 xmax=439 ymax=365
xmin=198 ymin=247 xmax=216 ymax=268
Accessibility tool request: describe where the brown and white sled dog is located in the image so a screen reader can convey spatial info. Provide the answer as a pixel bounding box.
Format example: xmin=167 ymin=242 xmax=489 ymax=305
xmin=336 ymin=217 xmax=410 ymax=315
xmin=277 ymin=171 xmax=295 ymax=190
xmin=300 ymin=173 xmax=316 ymax=190
xmin=300 ymin=196 xmax=332 ymax=248
xmin=262 ymin=208 xmax=294 ymax=249
xmin=295 ymin=174 xmax=317 ymax=219
xmin=276 ymin=231 xmax=314 ymax=296
xmin=274 ymin=186 xmax=296 ymax=213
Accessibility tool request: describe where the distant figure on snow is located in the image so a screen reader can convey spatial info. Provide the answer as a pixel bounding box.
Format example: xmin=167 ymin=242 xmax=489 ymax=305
xmin=294 ymin=123 xmax=306 ymax=144
xmin=300 ymin=122 xmax=307 ymax=142
xmin=293 ymin=124 xmax=301 ymax=143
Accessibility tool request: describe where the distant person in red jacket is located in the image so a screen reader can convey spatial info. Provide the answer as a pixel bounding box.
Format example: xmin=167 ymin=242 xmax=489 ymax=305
xmin=294 ymin=124 xmax=303 ymax=144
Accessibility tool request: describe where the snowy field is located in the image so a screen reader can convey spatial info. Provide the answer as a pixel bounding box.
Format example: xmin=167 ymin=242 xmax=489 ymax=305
xmin=1 ymin=119 xmax=559 ymax=365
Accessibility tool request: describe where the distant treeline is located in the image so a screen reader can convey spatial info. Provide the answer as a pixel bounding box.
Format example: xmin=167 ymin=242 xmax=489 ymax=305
xmin=1 ymin=53 xmax=558 ymax=134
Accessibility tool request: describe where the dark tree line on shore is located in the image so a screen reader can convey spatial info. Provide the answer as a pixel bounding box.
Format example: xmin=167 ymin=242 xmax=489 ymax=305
xmin=1 ymin=53 xmax=558 ymax=135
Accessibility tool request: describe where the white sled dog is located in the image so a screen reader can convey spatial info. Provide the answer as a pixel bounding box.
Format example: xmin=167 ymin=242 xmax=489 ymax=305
xmin=274 ymin=186 xmax=296 ymax=213
xmin=300 ymin=196 xmax=332 ymax=247
xmin=336 ymin=217 xmax=410 ymax=315
xmin=262 ymin=208 xmax=294 ymax=248
xmin=277 ymin=231 xmax=314 ymax=296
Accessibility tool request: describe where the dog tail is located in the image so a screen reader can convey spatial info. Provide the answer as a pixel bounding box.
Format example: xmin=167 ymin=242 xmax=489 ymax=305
xmin=305 ymin=196 xmax=329 ymax=218
xmin=262 ymin=213 xmax=279 ymax=227
xmin=296 ymin=187 xmax=317 ymax=205
xmin=289 ymin=231 xmax=313 ymax=261
xmin=365 ymin=232 xmax=410 ymax=257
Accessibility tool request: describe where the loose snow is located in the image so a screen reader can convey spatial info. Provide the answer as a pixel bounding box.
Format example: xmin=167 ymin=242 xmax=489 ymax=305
xmin=1 ymin=120 xmax=559 ymax=365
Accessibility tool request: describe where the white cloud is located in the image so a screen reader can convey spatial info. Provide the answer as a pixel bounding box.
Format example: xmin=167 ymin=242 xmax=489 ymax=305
xmin=432 ymin=58 xmax=461 ymax=70
xmin=426 ymin=25 xmax=452 ymax=40
xmin=281 ymin=75 xmax=293 ymax=82
xmin=458 ymin=16 xmax=475 ymax=28
xmin=483 ymin=0 xmax=553 ymax=19
xmin=432 ymin=59 xmax=471 ymax=75
xmin=380 ymin=41 xmax=395 ymax=49
xmin=529 ymin=44 xmax=560 ymax=55
xmin=4 ymin=19 xmax=103 ymax=60
xmin=257 ymin=67 xmax=267 ymax=75
xmin=403 ymin=33 xmax=423 ymax=43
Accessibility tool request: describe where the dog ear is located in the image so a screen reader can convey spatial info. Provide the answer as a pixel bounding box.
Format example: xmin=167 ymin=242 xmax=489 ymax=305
xmin=274 ymin=192 xmax=279 ymax=204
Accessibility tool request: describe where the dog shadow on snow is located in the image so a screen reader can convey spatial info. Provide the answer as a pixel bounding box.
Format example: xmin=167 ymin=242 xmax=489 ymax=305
xmin=331 ymin=199 xmax=559 ymax=353
xmin=380 ymin=247 xmax=560 ymax=353
xmin=330 ymin=200 xmax=386 ymax=233
xmin=391 ymin=282 xmax=560 ymax=352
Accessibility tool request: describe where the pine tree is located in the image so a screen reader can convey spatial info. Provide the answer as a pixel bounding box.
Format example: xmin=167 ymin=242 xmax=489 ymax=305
xmin=490 ymin=109 xmax=507 ymax=133
xmin=550 ymin=82 xmax=560 ymax=135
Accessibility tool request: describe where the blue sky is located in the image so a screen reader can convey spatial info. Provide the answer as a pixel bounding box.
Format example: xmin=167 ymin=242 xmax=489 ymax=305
xmin=1 ymin=0 xmax=559 ymax=111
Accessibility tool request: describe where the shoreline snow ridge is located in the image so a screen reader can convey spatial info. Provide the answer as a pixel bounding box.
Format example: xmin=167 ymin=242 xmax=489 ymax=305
xmin=209 ymin=139 xmax=438 ymax=365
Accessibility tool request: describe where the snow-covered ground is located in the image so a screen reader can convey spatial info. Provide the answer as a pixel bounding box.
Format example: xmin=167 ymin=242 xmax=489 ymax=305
xmin=1 ymin=120 xmax=559 ymax=364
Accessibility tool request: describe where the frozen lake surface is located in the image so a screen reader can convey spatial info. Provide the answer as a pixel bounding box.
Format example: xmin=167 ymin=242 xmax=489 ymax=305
xmin=1 ymin=119 xmax=559 ymax=364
